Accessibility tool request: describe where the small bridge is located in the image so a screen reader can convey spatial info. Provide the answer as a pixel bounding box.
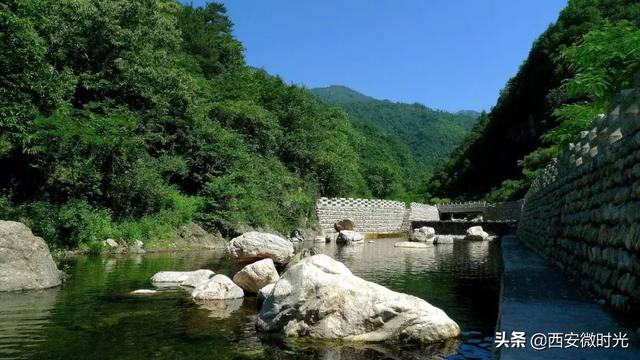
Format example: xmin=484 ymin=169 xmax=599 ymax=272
xmin=436 ymin=201 xmax=488 ymax=220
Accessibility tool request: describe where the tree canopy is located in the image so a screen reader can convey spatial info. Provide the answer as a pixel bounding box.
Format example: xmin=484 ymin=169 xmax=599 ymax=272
xmin=427 ymin=0 xmax=640 ymax=203
xmin=0 ymin=0 xmax=422 ymax=249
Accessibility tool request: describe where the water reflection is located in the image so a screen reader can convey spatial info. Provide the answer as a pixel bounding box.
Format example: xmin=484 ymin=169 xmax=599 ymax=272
xmin=260 ymin=337 xmax=461 ymax=360
xmin=0 ymin=239 xmax=500 ymax=360
xmin=0 ymin=288 xmax=60 ymax=359
xmin=194 ymin=299 xmax=243 ymax=319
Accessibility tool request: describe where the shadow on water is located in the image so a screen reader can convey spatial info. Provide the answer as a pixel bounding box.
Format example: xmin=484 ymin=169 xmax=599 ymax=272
xmin=0 ymin=238 xmax=500 ymax=360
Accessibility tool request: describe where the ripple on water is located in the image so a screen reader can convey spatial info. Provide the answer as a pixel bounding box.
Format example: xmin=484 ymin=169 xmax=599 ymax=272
xmin=0 ymin=288 xmax=60 ymax=359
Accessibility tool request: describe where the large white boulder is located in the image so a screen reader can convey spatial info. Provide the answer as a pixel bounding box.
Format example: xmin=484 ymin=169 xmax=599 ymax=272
xmin=227 ymin=232 xmax=294 ymax=265
xmin=150 ymin=269 xmax=215 ymax=288
xmin=151 ymin=271 xmax=191 ymax=284
xmin=257 ymin=254 xmax=460 ymax=343
xmin=335 ymin=230 xmax=364 ymax=245
xmin=465 ymin=226 xmax=489 ymax=241
xmin=192 ymin=274 xmax=244 ymax=300
xmin=410 ymin=227 xmax=436 ymax=242
xmin=232 ymin=258 xmax=279 ymax=294
xmin=182 ymin=269 xmax=216 ymax=288
xmin=0 ymin=221 xmax=61 ymax=291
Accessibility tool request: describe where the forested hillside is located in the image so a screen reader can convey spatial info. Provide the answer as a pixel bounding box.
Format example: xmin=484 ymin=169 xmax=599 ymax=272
xmin=312 ymin=86 xmax=478 ymax=171
xmin=0 ymin=0 xmax=423 ymax=250
xmin=427 ymin=0 xmax=640 ymax=202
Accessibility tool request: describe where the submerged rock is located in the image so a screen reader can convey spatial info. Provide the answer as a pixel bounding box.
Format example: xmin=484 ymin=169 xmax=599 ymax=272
xmin=129 ymin=289 xmax=158 ymax=295
xmin=394 ymin=241 xmax=430 ymax=248
xmin=257 ymin=254 xmax=460 ymax=343
xmin=334 ymin=218 xmax=356 ymax=232
xmin=465 ymin=226 xmax=489 ymax=241
xmin=336 ymin=230 xmax=364 ymax=245
xmin=233 ymin=258 xmax=279 ymax=294
xmin=410 ymin=227 xmax=436 ymax=242
xmin=228 ymin=232 xmax=294 ymax=265
xmin=192 ymin=274 xmax=244 ymax=300
xmin=0 ymin=221 xmax=61 ymax=291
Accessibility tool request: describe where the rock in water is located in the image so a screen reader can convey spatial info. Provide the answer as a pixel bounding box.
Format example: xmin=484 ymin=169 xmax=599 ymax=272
xmin=192 ymin=274 xmax=244 ymax=300
xmin=257 ymin=283 xmax=275 ymax=304
xmin=151 ymin=269 xmax=215 ymax=287
xmin=336 ymin=230 xmax=364 ymax=245
xmin=151 ymin=271 xmax=193 ymax=284
xmin=257 ymin=254 xmax=460 ymax=343
xmin=182 ymin=269 xmax=216 ymax=288
xmin=130 ymin=289 xmax=158 ymax=295
xmin=334 ymin=218 xmax=356 ymax=232
xmin=0 ymin=221 xmax=61 ymax=291
xmin=233 ymin=258 xmax=279 ymax=293
xmin=410 ymin=227 xmax=436 ymax=242
xmin=227 ymin=232 xmax=294 ymax=265
xmin=465 ymin=226 xmax=489 ymax=241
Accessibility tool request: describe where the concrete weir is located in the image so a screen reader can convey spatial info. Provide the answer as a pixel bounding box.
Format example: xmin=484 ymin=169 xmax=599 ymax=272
xmin=497 ymin=235 xmax=639 ymax=359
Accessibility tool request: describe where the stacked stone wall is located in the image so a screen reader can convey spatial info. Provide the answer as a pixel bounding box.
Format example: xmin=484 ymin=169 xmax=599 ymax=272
xmin=316 ymin=198 xmax=440 ymax=234
xmin=518 ymin=84 xmax=640 ymax=314
xmin=316 ymin=197 xmax=406 ymax=234
xmin=485 ymin=200 xmax=524 ymax=221
xmin=409 ymin=202 xmax=440 ymax=222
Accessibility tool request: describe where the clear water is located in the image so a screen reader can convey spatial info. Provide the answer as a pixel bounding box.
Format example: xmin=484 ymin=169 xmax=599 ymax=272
xmin=0 ymin=238 xmax=501 ymax=359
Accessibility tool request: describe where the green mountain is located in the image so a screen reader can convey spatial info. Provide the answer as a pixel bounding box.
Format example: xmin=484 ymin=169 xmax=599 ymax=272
xmin=311 ymin=85 xmax=374 ymax=104
xmin=311 ymin=86 xmax=478 ymax=172
xmin=427 ymin=0 xmax=640 ymax=203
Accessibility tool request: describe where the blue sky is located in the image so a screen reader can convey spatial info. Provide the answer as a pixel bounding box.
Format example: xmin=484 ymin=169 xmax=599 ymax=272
xmin=185 ymin=1 xmax=567 ymax=112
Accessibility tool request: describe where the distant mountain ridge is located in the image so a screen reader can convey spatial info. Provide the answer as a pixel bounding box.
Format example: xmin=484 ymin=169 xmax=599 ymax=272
xmin=310 ymin=85 xmax=478 ymax=172
xmin=312 ymin=85 xmax=374 ymax=104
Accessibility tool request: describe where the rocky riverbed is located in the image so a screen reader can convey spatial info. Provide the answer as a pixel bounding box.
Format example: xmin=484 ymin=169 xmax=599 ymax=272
xmin=0 ymin=230 xmax=501 ymax=359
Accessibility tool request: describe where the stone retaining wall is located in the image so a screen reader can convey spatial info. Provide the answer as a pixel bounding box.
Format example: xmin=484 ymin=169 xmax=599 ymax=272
xmin=409 ymin=202 xmax=440 ymax=222
xmin=485 ymin=200 xmax=524 ymax=221
xmin=518 ymin=83 xmax=640 ymax=314
xmin=316 ymin=197 xmax=439 ymax=234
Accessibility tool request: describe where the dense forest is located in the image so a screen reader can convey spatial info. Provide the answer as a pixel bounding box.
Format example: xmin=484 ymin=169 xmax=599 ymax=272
xmin=312 ymin=86 xmax=478 ymax=172
xmin=0 ymin=0 xmax=433 ymax=250
xmin=427 ymin=0 xmax=640 ymax=202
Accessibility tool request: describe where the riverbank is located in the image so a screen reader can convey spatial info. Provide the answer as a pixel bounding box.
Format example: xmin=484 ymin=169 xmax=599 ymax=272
xmin=497 ymin=235 xmax=639 ymax=359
